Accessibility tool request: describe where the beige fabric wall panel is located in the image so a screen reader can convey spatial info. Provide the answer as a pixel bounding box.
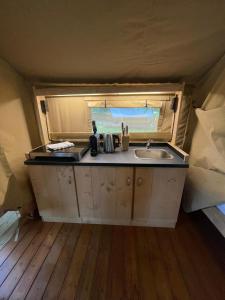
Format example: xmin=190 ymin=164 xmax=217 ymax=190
xmin=0 ymin=1 xmax=225 ymax=83
xmin=184 ymin=54 xmax=225 ymax=151
xmin=192 ymin=54 xmax=225 ymax=108
xmin=202 ymin=67 xmax=225 ymax=111
xmin=183 ymin=166 xmax=225 ymax=212
xmin=0 ymin=146 xmax=11 ymax=207
xmin=183 ymin=58 xmax=225 ymax=212
xmin=175 ymin=91 xmax=193 ymax=149
xmin=188 ymin=108 xmax=225 ymax=174
xmin=0 ymin=58 xmax=41 ymax=214
xmin=47 ymin=97 xmax=91 ymax=133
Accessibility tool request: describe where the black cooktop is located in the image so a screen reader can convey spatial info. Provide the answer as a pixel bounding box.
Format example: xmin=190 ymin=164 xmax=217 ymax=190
xmin=29 ymin=142 xmax=89 ymax=161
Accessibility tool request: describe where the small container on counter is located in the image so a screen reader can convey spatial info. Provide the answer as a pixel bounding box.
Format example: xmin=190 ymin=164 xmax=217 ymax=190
xmin=121 ymin=135 xmax=129 ymax=151
xmin=121 ymin=123 xmax=129 ymax=151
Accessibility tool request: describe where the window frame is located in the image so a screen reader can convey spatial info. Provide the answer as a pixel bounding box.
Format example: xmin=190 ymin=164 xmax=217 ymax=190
xmin=33 ymin=84 xmax=183 ymax=144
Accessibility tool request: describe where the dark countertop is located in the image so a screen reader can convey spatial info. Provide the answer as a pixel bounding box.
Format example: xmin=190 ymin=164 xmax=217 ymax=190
xmin=24 ymin=144 xmax=189 ymax=168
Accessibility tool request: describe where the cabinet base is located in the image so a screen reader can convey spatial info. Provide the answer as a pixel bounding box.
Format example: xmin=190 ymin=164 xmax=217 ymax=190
xmin=41 ymin=216 xmax=81 ymax=223
xmin=41 ymin=215 xmax=176 ymax=228
xmin=80 ymin=217 xmax=132 ymax=226
xmin=132 ymin=219 xmax=176 ymax=228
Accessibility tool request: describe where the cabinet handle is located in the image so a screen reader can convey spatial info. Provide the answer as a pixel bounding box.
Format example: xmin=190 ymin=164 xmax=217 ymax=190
xmin=137 ymin=177 xmax=143 ymax=186
xmin=168 ymin=178 xmax=176 ymax=183
xmin=127 ymin=177 xmax=131 ymax=186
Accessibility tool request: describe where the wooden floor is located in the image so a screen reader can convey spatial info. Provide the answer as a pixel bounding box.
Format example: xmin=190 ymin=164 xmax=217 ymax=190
xmin=0 ymin=212 xmax=224 ymax=300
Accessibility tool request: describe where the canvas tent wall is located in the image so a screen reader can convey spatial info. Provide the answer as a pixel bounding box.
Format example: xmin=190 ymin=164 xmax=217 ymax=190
xmin=0 ymin=58 xmax=41 ymax=216
xmin=0 ymin=1 xmax=225 ymax=83
xmin=183 ymin=54 xmax=225 ymax=213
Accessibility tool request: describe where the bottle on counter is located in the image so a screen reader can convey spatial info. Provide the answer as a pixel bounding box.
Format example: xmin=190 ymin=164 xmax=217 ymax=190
xmin=89 ymin=120 xmax=100 ymax=156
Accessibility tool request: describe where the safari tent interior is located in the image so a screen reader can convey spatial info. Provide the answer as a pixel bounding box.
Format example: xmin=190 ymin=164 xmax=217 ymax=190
xmin=0 ymin=1 xmax=224 ymax=299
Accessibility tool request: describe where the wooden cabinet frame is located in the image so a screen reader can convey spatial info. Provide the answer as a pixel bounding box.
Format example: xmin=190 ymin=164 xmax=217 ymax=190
xmin=28 ymin=163 xmax=187 ymax=228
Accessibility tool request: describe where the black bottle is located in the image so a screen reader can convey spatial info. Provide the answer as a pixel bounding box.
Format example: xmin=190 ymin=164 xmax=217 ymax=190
xmin=89 ymin=121 xmax=98 ymax=157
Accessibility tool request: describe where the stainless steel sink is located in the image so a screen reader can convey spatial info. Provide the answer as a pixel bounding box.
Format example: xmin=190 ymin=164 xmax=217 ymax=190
xmin=134 ymin=149 xmax=173 ymax=160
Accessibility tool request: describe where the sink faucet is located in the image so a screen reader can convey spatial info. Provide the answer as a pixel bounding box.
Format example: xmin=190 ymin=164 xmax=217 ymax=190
xmin=146 ymin=139 xmax=153 ymax=149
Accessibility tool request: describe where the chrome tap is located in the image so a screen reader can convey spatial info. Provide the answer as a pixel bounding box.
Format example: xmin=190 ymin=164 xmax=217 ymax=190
xmin=146 ymin=139 xmax=153 ymax=149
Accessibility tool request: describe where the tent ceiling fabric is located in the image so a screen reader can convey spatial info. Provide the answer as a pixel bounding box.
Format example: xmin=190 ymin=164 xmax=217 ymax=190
xmin=0 ymin=0 xmax=225 ymax=83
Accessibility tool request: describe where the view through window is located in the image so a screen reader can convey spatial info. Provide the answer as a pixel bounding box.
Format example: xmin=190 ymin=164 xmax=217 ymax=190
xmin=91 ymin=107 xmax=160 ymax=133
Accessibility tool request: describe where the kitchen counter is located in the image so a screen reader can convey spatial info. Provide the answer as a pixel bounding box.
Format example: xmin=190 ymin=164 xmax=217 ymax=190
xmin=25 ymin=144 xmax=189 ymax=168
xmin=27 ymin=143 xmax=189 ymax=227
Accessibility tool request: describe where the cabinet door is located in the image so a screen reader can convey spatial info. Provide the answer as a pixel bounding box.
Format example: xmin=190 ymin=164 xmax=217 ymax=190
xmin=133 ymin=167 xmax=186 ymax=227
xmin=28 ymin=165 xmax=79 ymax=221
xmin=133 ymin=167 xmax=153 ymax=223
xmin=149 ymin=168 xmax=186 ymax=227
xmin=74 ymin=166 xmax=133 ymax=224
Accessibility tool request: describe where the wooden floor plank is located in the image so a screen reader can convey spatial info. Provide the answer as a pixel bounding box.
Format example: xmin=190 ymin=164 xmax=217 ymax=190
xmin=26 ymin=223 xmax=72 ymax=300
xmin=0 ymin=219 xmax=32 ymax=266
xmin=106 ymin=226 xmax=126 ymax=300
xmin=42 ymin=223 xmax=81 ymax=300
xmin=155 ymin=228 xmax=191 ymax=300
xmin=0 ymin=222 xmax=52 ymax=300
xmin=58 ymin=224 xmax=92 ymax=300
xmin=89 ymin=226 xmax=112 ymax=300
xmin=9 ymin=222 xmax=62 ymax=300
xmin=75 ymin=225 xmax=102 ymax=300
xmin=124 ymin=226 xmax=142 ymax=300
xmin=135 ymin=228 xmax=158 ymax=300
xmin=145 ymin=227 xmax=174 ymax=300
xmin=0 ymin=221 xmax=42 ymax=286
xmin=169 ymin=228 xmax=210 ymax=300
xmin=0 ymin=211 xmax=224 ymax=300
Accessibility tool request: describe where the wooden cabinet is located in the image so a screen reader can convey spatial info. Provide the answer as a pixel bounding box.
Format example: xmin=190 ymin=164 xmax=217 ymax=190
xmin=133 ymin=167 xmax=186 ymax=227
xmin=28 ymin=165 xmax=80 ymax=222
xmin=28 ymin=164 xmax=186 ymax=227
xmin=74 ymin=166 xmax=133 ymax=224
